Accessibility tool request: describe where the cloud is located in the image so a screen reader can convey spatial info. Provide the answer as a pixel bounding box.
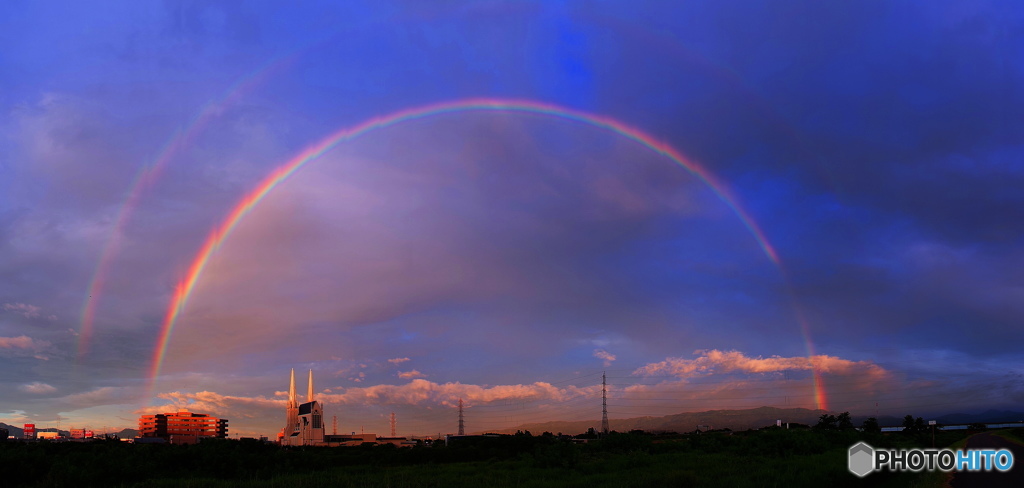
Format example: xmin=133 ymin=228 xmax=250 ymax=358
xmin=397 ymin=370 xmax=426 ymax=379
xmin=318 ymin=379 xmax=599 ymax=407
xmin=593 ymin=349 xmax=616 ymax=366
xmin=57 ymin=387 xmax=133 ymax=409
xmin=0 ymin=410 xmax=30 ymax=425
xmin=19 ymin=382 xmax=57 ymax=394
xmin=0 ymin=335 xmax=39 ymax=349
xmin=348 ymin=372 xmax=367 ymax=383
xmin=9 ymin=93 xmax=139 ymax=210
xmin=3 ymin=303 xmax=55 ymax=320
xmin=0 ymin=335 xmax=52 ymax=359
xmin=634 ymin=350 xmax=888 ymax=379
xmin=388 ymin=357 xmax=411 ymax=364
xmin=140 ymin=390 xmax=286 ymax=419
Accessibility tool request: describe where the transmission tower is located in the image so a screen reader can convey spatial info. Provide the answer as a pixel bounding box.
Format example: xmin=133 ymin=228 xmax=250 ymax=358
xmin=601 ymin=371 xmax=610 ymax=435
xmin=332 ymin=416 xmax=337 ymax=435
xmin=458 ymin=398 xmax=465 ymax=435
xmin=390 ymin=412 xmax=397 ymax=437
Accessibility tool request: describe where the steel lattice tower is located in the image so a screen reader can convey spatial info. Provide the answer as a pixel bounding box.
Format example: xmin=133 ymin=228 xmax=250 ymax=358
xmin=457 ymin=398 xmax=465 ymax=435
xmin=390 ymin=412 xmax=397 ymax=437
xmin=601 ymin=371 xmax=610 ymax=435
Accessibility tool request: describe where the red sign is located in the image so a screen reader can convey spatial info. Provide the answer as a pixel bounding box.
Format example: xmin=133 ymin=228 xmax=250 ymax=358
xmin=70 ymin=429 xmax=85 ymax=439
xmin=24 ymin=424 xmax=36 ymax=438
xmin=85 ymin=430 xmax=94 ymax=438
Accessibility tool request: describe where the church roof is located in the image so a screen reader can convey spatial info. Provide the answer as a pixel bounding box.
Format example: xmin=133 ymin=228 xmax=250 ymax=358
xmin=298 ymin=401 xmax=319 ymax=415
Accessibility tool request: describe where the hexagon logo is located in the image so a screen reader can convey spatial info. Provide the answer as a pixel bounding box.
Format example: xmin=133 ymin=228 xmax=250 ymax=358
xmin=848 ymin=442 xmax=875 ymax=477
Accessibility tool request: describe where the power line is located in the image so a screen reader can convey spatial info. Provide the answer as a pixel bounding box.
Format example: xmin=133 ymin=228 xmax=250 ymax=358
xmin=457 ymin=398 xmax=464 ymax=436
xmin=601 ymin=371 xmax=609 ymax=435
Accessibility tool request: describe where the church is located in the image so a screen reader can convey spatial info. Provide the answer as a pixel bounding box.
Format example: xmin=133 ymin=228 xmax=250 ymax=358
xmin=280 ymin=369 xmax=324 ymax=446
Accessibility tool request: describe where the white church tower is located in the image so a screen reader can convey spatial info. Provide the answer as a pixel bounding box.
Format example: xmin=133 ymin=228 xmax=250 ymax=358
xmin=283 ymin=368 xmax=299 ymax=443
xmin=282 ymin=368 xmax=324 ymax=446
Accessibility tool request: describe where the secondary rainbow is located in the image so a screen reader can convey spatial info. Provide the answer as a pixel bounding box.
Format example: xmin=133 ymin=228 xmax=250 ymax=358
xmin=77 ymin=56 xmax=292 ymax=358
xmin=146 ymin=98 xmax=783 ymax=396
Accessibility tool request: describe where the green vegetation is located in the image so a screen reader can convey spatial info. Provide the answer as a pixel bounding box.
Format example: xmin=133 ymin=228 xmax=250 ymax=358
xmin=0 ymin=418 xmax=974 ymax=488
xmin=991 ymin=427 xmax=1024 ymax=446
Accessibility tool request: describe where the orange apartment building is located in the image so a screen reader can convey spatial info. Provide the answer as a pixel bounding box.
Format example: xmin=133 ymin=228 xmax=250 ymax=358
xmin=138 ymin=410 xmax=228 ymax=444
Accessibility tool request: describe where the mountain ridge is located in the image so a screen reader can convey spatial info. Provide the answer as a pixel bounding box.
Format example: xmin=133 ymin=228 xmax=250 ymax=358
xmin=474 ymin=406 xmax=1024 ymax=435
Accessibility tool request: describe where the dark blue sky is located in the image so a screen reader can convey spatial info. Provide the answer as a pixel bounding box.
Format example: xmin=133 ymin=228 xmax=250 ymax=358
xmin=0 ymin=0 xmax=1021 ymax=437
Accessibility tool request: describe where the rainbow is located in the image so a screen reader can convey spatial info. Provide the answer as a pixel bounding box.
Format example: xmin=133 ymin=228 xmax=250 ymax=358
xmin=781 ymin=280 xmax=829 ymax=411
xmin=146 ymin=98 xmax=782 ymax=397
xmin=77 ymin=57 xmax=292 ymax=358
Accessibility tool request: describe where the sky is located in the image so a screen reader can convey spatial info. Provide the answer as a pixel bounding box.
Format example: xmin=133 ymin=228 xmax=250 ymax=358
xmin=1 ymin=0 xmax=1022 ymax=438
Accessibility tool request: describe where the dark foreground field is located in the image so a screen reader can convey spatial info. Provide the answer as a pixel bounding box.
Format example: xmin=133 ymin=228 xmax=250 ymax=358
xmin=3 ymin=427 xmax=1010 ymax=487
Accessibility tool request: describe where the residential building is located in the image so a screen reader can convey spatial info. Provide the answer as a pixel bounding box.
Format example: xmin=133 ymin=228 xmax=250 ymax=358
xmin=138 ymin=410 xmax=228 ymax=444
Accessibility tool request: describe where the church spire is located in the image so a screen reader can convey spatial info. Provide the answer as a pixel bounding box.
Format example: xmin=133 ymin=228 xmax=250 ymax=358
xmin=307 ymin=369 xmax=314 ymax=402
xmin=288 ymin=368 xmax=296 ymax=408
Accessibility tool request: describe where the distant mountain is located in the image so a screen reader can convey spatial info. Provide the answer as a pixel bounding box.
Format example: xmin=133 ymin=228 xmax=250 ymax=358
xmin=479 ymin=407 xmax=1024 ymax=436
xmin=0 ymin=423 xmax=23 ymax=437
xmin=0 ymin=423 xmax=136 ymax=439
xmin=116 ymin=428 xmax=139 ymax=439
xmin=0 ymin=424 xmax=72 ymax=437
xmin=481 ymin=406 xmax=830 ymax=435
xmin=935 ymin=410 xmax=1024 ymax=425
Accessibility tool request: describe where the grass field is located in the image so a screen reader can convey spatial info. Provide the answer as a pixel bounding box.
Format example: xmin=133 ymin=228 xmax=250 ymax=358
xmin=0 ymin=428 xmax=973 ymax=487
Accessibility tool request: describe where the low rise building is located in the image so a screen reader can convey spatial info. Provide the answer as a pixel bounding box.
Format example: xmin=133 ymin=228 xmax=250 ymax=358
xmin=138 ymin=411 xmax=228 ymax=444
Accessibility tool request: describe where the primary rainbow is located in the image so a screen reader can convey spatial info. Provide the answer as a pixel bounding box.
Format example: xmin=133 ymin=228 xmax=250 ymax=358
xmin=146 ymin=98 xmax=782 ymax=396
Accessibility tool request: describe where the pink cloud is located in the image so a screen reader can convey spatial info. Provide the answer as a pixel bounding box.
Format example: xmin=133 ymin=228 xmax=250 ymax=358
xmin=388 ymin=357 xmax=411 ymax=364
xmin=0 ymin=335 xmax=38 ymax=349
xmin=593 ymin=349 xmax=616 ymax=366
xmin=634 ymin=349 xmax=888 ymax=379
xmin=0 ymin=335 xmax=51 ymax=359
xmin=397 ymin=370 xmax=426 ymax=379
xmin=140 ymin=391 xmax=287 ymax=419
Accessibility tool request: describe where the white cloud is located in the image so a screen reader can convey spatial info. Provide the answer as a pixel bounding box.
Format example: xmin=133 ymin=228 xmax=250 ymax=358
xmin=19 ymin=382 xmax=57 ymax=394
xmin=3 ymin=303 xmax=45 ymax=319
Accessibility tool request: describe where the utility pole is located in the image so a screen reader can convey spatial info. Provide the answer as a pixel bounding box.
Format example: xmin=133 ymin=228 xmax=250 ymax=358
xmin=458 ymin=398 xmax=465 ymax=436
xmin=601 ymin=371 xmax=610 ymax=435
xmin=390 ymin=412 xmax=397 ymax=437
